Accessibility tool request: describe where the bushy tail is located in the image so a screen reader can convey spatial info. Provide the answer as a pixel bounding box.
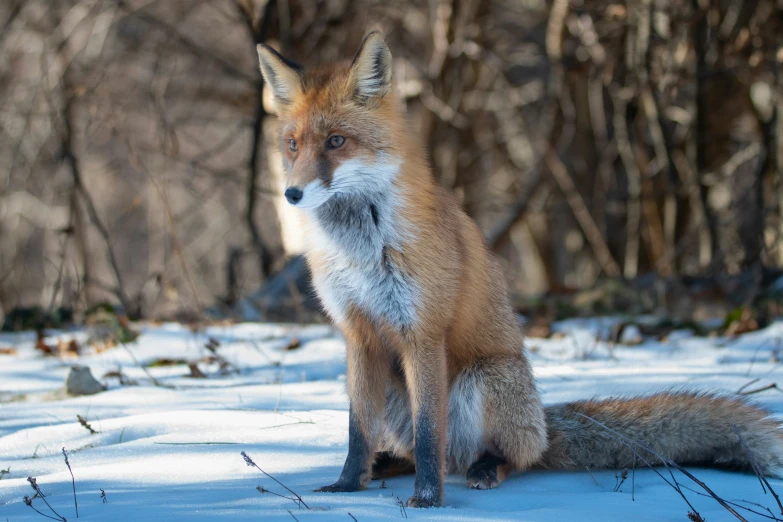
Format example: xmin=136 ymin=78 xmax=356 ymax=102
xmin=536 ymin=392 xmax=783 ymax=477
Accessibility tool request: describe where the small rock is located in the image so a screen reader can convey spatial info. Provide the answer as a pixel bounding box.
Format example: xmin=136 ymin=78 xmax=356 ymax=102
xmin=619 ymin=324 xmax=643 ymax=346
xmin=66 ymin=366 xmax=107 ymax=396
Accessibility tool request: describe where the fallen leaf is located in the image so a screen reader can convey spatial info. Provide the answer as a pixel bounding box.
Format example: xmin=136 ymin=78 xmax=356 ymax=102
xmin=58 ymin=339 xmax=80 ymax=356
xmin=35 ymin=332 xmax=55 ymax=356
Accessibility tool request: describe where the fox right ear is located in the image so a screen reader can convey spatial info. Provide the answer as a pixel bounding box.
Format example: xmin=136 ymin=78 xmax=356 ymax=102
xmin=349 ymin=31 xmax=393 ymax=103
xmin=256 ymin=44 xmax=303 ymax=108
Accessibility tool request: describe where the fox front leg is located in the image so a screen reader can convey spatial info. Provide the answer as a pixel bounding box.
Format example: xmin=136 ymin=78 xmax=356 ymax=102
xmin=402 ymin=342 xmax=447 ymax=508
xmin=316 ymin=328 xmax=387 ymax=492
xmin=315 ymin=405 xmax=374 ymax=492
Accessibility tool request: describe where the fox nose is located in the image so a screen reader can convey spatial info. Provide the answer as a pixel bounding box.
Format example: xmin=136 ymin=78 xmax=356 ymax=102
xmin=285 ymin=187 xmax=303 ymax=205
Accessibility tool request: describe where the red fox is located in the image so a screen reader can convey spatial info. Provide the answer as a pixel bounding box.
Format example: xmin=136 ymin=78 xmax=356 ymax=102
xmin=256 ymin=32 xmax=783 ymax=508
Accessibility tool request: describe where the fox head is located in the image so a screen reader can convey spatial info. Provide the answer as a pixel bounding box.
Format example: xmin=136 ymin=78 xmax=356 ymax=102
xmin=257 ymin=32 xmax=405 ymax=209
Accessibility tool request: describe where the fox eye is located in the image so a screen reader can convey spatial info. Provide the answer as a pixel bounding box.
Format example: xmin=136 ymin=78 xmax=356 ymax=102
xmin=289 ymin=139 xmax=298 ymax=152
xmin=327 ymin=135 xmax=345 ymax=149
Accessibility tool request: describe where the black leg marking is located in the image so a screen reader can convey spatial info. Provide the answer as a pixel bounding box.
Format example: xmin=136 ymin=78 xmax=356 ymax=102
xmin=406 ymin=408 xmax=443 ymax=508
xmin=315 ymin=406 xmax=372 ymax=492
xmin=372 ymin=452 xmax=415 ymax=479
xmin=466 ymin=453 xmax=509 ymax=490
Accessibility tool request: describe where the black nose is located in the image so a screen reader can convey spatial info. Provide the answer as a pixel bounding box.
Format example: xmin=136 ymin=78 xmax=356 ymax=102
xmin=285 ymin=187 xmax=303 ymax=204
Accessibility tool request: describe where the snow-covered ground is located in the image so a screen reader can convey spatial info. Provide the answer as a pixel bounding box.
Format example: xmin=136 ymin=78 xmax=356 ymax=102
xmin=1 ymin=319 xmax=783 ymax=521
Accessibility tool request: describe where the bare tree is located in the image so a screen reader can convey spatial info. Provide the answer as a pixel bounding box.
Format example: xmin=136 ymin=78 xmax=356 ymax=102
xmin=1 ymin=0 xmax=781 ymax=323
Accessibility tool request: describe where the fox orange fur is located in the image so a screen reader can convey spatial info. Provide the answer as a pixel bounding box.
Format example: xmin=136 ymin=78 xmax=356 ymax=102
xmin=256 ymin=32 xmax=783 ymax=508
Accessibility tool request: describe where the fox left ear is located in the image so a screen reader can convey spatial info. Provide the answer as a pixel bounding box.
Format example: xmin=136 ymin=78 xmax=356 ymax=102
xmin=349 ymin=31 xmax=393 ymax=103
xmin=257 ymin=44 xmax=303 ymax=109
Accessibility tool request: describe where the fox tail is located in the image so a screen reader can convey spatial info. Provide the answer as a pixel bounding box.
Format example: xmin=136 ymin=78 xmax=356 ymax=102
xmin=537 ymin=391 xmax=783 ymax=477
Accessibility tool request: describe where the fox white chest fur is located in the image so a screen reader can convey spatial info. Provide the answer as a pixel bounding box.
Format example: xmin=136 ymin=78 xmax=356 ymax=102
xmin=306 ymin=160 xmax=419 ymax=328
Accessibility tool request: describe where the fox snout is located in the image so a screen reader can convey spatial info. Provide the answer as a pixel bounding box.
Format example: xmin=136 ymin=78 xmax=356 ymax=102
xmin=282 ymin=179 xmax=331 ymax=209
xmin=258 ymin=32 xmax=400 ymax=213
xmin=284 ymin=187 xmax=303 ymax=204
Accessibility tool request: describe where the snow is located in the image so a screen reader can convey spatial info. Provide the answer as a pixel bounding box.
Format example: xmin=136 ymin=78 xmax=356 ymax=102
xmin=1 ymin=319 xmax=783 ymax=521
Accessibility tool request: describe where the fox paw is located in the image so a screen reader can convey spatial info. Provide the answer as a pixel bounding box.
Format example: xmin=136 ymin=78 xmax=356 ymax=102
xmin=406 ymin=494 xmax=441 ymax=508
xmin=466 ymin=469 xmax=500 ymax=490
xmin=314 ymin=482 xmax=360 ymax=493
xmin=466 ymin=454 xmax=508 ymax=490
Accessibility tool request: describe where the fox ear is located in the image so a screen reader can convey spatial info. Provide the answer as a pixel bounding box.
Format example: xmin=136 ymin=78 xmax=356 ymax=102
xmin=349 ymin=31 xmax=393 ymax=102
xmin=256 ymin=44 xmax=303 ymax=108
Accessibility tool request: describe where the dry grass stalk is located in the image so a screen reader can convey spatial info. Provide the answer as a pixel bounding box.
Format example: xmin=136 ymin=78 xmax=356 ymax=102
xmin=61 ymin=448 xmax=78 ymax=518
xmin=76 ymin=415 xmax=97 ymax=435
xmin=241 ymin=451 xmax=309 ymax=509
xmin=575 ymin=412 xmax=748 ymax=521
xmin=25 ymin=476 xmax=66 ymax=521
xmin=731 ymin=424 xmax=783 ymax=515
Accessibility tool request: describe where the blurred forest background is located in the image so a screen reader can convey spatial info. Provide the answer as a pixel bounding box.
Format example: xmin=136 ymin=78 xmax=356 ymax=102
xmin=2 ymin=0 xmax=783 ymax=329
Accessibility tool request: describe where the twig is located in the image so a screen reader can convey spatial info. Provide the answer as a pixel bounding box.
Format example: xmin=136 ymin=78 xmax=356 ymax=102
xmin=61 ymin=448 xmax=78 ymax=518
xmin=747 ymin=341 xmax=770 ymax=376
xmin=24 ymin=496 xmax=63 ymax=522
xmin=678 ymin=484 xmax=783 ymax=521
xmin=114 ymin=0 xmax=255 ymax=84
xmin=614 ymin=93 xmax=641 ymax=278
xmin=287 ymin=510 xmax=300 ymax=522
xmin=76 ymin=415 xmax=97 ymax=435
xmin=61 ymin=70 xmax=133 ymax=315
xmin=575 ymin=413 xmax=747 ymax=521
xmin=737 ymin=378 xmax=761 ymax=394
xmin=486 ymin=177 xmax=545 ymax=249
xmin=614 ymin=468 xmax=629 ymax=492
xmin=730 ymin=499 xmax=781 ymax=521
xmin=692 ymin=0 xmax=720 ymax=268
xmin=348 ymin=513 xmax=358 ymax=521
xmin=546 ymin=0 xmax=569 ymax=61
xmin=26 ymin=477 xmax=66 ymax=521
xmin=257 ymin=486 xmax=300 ymax=504
xmin=585 ymin=466 xmax=600 ymax=486
xmin=545 ymin=149 xmax=621 ymax=277
xmin=241 ymin=451 xmax=309 ymax=509
xmin=420 ymin=87 xmax=469 ymax=129
xmin=732 ymin=425 xmax=783 ymax=514
xmin=738 ymin=383 xmax=779 ymax=396
xmin=204 ymin=338 xmax=241 ymax=375
xmin=396 ymin=496 xmax=408 ymax=518
xmin=236 ymin=0 xmax=276 ymax=280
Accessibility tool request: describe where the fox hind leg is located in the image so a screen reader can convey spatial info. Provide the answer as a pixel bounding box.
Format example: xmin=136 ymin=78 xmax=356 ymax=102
xmin=476 ymin=355 xmax=548 ymax=483
xmin=372 ymin=452 xmax=416 ymax=479
xmin=466 ymin=453 xmax=512 ymax=489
